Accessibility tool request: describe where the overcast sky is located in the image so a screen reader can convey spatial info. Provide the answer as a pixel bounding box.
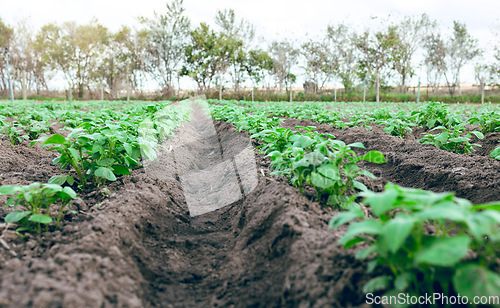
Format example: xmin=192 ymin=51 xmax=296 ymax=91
xmin=1 ymin=0 xmax=499 ymax=87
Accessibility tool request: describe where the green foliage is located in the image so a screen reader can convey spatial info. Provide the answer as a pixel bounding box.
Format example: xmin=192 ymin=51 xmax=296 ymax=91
xmin=0 ymin=123 xmax=27 ymax=145
xmin=217 ymin=102 xmax=386 ymax=207
xmin=419 ymin=124 xmax=484 ymax=153
xmin=330 ymin=183 xmax=500 ymax=300
xmin=0 ymin=183 xmax=77 ymax=233
xmin=182 ymin=22 xmax=243 ymax=90
xmin=411 ymin=102 xmax=459 ymax=129
xmin=469 ymin=110 xmax=500 ymax=134
xmin=38 ymin=122 xmax=141 ymax=188
xmin=491 ymin=146 xmax=500 ymax=160
xmin=381 ymin=118 xmax=416 ymax=138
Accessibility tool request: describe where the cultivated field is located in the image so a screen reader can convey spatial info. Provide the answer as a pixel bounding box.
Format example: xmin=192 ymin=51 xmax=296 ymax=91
xmin=0 ymin=99 xmax=499 ymax=307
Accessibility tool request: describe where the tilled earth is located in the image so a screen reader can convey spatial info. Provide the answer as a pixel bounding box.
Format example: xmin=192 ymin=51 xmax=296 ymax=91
xmin=0 ymin=108 xmax=498 ymax=307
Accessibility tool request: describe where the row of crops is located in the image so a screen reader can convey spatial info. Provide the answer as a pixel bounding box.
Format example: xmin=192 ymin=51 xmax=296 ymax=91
xmin=209 ymin=100 xmax=500 ymax=302
xmin=0 ymin=100 xmax=191 ymax=233
xmin=0 ymin=99 xmax=500 ymax=304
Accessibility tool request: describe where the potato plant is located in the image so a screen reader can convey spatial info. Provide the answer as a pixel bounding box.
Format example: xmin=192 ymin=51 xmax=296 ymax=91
xmin=0 ymin=183 xmax=77 ymax=233
xmin=38 ymin=125 xmax=141 ymax=189
xmin=330 ymin=183 xmax=500 ymax=301
xmin=469 ymin=110 xmax=500 ymax=134
xmin=212 ymin=105 xmax=385 ymax=207
xmin=419 ymin=124 xmax=484 ymax=154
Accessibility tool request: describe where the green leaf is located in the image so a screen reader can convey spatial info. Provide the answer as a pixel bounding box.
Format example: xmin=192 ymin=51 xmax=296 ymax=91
xmin=355 ymin=245 xmax=376 ymax=259
xmin=92 ymin=143 xmax=104 ymax=154
xmin=329 ymin=208 xmax=364 ymax=229
xmin=360 ymin=189 xmax=399 ymax=217
xmin=416 ymin=204 xmax=467 ymax=222
xmin=415 ymin=236 xmax=470 ymax=267
xmin=491 ymin=146 xmax=500 ymax=159
xmin=394 ymin=272 xmax=413 ymax=291
xmin=339 ymin=220 xmax=382 ymax=246
xmin=473 ymin=202 xmax=500 ymax=211
xmin=357 ymin=170 xmax=376 ymax=179
xmin=310 ymin=172 xmax=335 ymax=189
xmin=435 ymin=131 xmax=449 ymax=143
xmin=94 ymin=167 xmax=117 ymax=181
xmin=453 ymin=264 xmax=500 ymax=299
xmin=48 ymin=175 xmax=67 ymax=185
xmin=42 ymin=133 xmax=66 ymax=146
xmin=471 ymin=131 xmax=484 ymax=139
xmin=4 ymin=210 xmax=30 ymax=223
xmin=353 ymin=180 xmax=368 ymax=192
xmin=362 ymin=275 xmax=392 ymax=293
xmin=380 ymin=215 xmax=416 ymax=254
xmin=97 ymin=158 xmax=115 ymax=167
xmin=62 ymin=187 xmax=77 ymax=199
xmin=343 ymin=237 xmax=366 ymax=248
xmin=361 ymin=151 xmax=386 ymax=164
xmin=68 ymin=148 xmax=80 ymax=161
xmin=292 ymin=135 xmax=315 ymax=148
xmin=123 ymin=143 xmax=133 ymax=156
xmin=0 ymin=185 xmax=22 ymax=195
xmin=304 ymin=152 xmax=326 ymax=166
xmin=317 ymin=164 xmax=340 ymax=180
xmin=347 ymin=142 xmax=365 ymax=148
xmin=28 ymin=214 xmax=53 ymax=224
xmin=111 ymin=165 xmax=131 ymax=175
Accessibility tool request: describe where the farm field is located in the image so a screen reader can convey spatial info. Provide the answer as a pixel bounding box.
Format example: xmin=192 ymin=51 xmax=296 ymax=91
xmin=0 ymin=99 xmax=499 ymax=307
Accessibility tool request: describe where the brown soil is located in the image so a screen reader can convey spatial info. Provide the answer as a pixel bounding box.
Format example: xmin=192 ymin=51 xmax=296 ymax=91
xmin=281 ymin=119 xmax=500 ymax=204
xmin=0 ymin=107 xmax=376 ymax=307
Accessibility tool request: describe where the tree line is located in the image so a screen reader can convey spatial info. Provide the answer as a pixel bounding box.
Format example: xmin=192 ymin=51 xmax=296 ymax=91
xmin=0 ymin=0 xmax=499 ymax=101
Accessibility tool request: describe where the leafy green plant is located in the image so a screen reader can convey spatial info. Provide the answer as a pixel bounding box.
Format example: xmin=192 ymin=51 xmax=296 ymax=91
xmin=38 ymin=125 xmax=141 ymax=189
xmin=260 ymin=130 xmax=385 ymax=207
xmin=419 ymin=124 xmax=484 ymax=154
xmin=411 ymin=102 xmax=459 ymax=129
xmin=298 ymin=140 xmax=385 ymax=206
xmin=381 ymin=118 xmax=416 ymax=138
xmin=0 ymin=123 xmax=27 ymax=145
xmin=469 ymin=110 xmax=500 ymax=134
xmin=25 ymin=121 xmax=50 ymax=140
xmin=1 ymin=183 xmax=77 ymax=233
xmin=330 ymin=183 xmax=500 ymax=302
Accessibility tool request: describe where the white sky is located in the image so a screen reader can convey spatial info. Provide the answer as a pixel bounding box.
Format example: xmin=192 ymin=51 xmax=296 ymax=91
xmin=1 ymin=0 xmax=499 ymax=88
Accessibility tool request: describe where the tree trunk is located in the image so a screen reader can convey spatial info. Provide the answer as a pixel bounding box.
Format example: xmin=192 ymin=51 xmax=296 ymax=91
xmin=78 ymin=83 xmax=84 ymax=99
xmin=480 ymin=78 xmax=485 ymax=104
xmin=375 ymin=71 xmax=380 ymax=103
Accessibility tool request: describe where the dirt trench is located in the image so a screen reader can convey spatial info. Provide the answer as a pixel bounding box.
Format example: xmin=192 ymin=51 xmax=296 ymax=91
xmin=0 ymin=104 xmax=371 ymax=307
